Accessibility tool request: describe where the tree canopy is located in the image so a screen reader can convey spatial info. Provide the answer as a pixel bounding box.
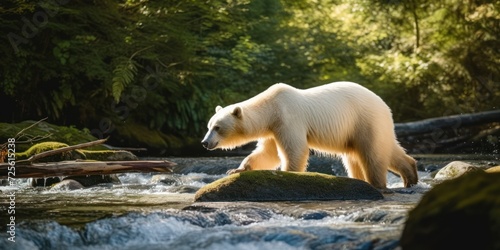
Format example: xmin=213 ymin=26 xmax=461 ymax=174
xmin=1 ymin=0 xmax=498 ymax=152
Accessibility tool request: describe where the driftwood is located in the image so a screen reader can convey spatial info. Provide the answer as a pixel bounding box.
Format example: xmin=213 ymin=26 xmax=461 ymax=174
xmin=395 ymin=110 xmax=500 ymax=154
xmin=1 ymin=160 xmax=175 ymax=179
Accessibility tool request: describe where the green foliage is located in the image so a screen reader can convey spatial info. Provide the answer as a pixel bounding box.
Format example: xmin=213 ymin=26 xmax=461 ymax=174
xmin=329 ymin=0 xmax=500 ymax=120
xmin=0 ymin=0 xmax=498 ymax=151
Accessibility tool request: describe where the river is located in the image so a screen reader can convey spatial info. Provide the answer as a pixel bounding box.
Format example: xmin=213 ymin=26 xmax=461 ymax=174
xmin=1 ymin=155 xmax=494 ymax=250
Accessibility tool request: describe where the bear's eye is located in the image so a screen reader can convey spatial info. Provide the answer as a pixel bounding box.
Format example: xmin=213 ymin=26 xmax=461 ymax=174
xmin=214 ymin=126 xmax=221 ymax=132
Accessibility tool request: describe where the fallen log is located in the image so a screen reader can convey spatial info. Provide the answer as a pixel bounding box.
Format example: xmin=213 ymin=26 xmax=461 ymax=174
xmin=0 ymin=160 xmax=175 ymax=179
xmin=395 ymin=110 xmax=500 ymax=154
xmin=395 ymin=110 xmax=500 ymax=136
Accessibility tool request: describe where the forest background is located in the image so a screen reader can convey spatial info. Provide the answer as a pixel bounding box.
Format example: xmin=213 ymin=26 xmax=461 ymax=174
xmin=1 ymin=0 xmax=498 ymax=154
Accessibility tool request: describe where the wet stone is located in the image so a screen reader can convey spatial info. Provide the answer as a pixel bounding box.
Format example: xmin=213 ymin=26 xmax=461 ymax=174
xmin=300 ymin=211 xmax=329 ymax=220
xmin=434 ymin=161 xmax=483 ymax=180
xmin=151 ymin=174 xmax=181 ymax=185
xmin=169 ymin=185 xmax=199 ymax=194
xmin=50 ymin=180 xmax=85 ymax=191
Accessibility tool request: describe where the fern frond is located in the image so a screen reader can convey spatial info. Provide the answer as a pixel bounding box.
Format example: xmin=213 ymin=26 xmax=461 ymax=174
xmin=112 ymin=58 xmax=138 ymax=102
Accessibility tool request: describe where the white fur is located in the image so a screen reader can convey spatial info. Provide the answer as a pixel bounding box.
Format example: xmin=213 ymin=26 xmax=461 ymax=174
xmin=201 ymin=82 xmax=418 ymax=188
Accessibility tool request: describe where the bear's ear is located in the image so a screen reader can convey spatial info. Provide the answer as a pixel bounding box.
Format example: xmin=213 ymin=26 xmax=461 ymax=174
xmin=232 ymin=106 xmax=242 ymax=119
xmin=215 ymin=105 xmax=223 ymax=113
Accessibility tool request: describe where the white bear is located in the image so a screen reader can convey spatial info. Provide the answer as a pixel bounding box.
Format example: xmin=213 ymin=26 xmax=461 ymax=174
xmin=201 ymin=82 xmax=418 ymax=188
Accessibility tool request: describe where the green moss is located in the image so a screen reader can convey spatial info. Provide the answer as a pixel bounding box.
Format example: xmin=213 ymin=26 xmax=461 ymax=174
xmin=21 ymin=142 xmax=68 ymax=156
xmin=401 ymin=171 xmax=500 ymax=250
xmin=195 ymin=170 xmax=383 ymax=202
xmin=16 ymin=141 xmax=84 ymax=162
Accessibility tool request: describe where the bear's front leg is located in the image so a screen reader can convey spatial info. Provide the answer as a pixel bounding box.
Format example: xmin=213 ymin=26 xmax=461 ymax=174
xmin=227 ymin=138 xmax=281 ymax=175
xmin=275 ymin=131 xmax=309 ymax=172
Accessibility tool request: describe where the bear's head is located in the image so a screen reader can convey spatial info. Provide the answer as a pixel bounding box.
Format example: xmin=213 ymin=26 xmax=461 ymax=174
xmin=201 ymin=105 xmax=245 ymax=150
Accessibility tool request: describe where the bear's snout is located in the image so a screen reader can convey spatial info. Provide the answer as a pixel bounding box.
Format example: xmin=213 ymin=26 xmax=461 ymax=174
xmin=201 ymin=131 xmax=218 ymax=150
xmin=201 ymin=139 xmax=217 ymax=150
xmin=201 ymin=139 xmax=209 ymax=148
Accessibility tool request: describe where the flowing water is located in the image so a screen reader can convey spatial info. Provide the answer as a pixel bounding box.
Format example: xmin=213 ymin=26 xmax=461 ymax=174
xmin=2 ymin=155 xmax=495 ymax=250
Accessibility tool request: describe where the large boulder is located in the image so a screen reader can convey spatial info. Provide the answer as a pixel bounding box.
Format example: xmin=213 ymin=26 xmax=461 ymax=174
xmin=400 ymin=171 xmax=500 ymax=250
xmin=194 ymin=170 xmax=383 ymax=202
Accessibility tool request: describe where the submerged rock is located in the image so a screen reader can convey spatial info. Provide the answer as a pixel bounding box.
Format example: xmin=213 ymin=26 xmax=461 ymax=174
xmin=401 ymin=171 xmax=500 ymax=250
xmin=194 ymin=171 xmax=383 ymax=202
xmin=434 ymin=161 xmax=483 ymax=180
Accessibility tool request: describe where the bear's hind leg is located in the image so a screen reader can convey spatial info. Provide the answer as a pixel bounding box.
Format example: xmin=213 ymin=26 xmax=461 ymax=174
xmin=228 ymin=138 xmax=281 ymax=174
xmin=356 ymin=149 xmax=388 ymax=189
xmin=389 ymin=146 xmax=418 ymax=187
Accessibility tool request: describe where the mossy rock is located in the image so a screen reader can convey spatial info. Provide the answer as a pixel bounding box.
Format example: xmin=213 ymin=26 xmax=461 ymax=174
xmin=0 ymin=120 xmax=105 ymax=152
xmin=401 ymin=171 xmax=500 ymax=250
xmin=194 ymin=171 xmax=383 ymax=202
